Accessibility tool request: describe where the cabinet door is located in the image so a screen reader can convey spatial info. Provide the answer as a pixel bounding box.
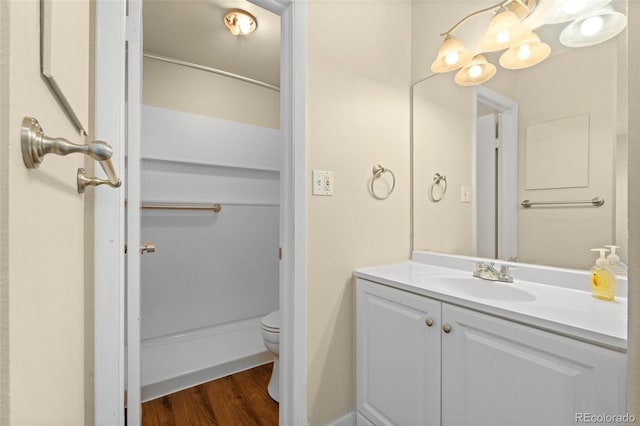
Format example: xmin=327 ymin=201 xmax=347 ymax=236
xmin=356 ymin=279 xmax=442 ymax=426
xmin=442 ymin=304 xmax=627 ymax=426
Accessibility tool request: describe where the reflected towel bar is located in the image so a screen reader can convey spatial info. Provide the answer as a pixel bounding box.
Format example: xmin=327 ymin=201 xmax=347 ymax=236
xmin=521 ymin=197 xmax=604 ymax=208
xmin=141 ymin=203 xmax=222 ymax=212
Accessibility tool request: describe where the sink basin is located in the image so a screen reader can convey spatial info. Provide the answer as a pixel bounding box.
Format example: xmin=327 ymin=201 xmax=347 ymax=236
xmin=418 ymin=275 xmax=536 ymax=302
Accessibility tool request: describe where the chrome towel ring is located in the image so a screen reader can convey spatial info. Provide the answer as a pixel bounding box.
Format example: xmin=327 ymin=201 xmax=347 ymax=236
xmin=370 ymin=164 xmax=396 ymax=200
xmin=429 ymin=172 xmax=447 ymax=202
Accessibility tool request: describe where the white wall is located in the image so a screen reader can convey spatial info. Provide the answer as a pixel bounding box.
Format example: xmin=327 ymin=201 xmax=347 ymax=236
xmin=139 ymin=107 xmax=280 ymax=341
xmin=306 ymin=1 xmax=411 ymax=424
xmin=143 ymin=56 xmax=279 ymax=129
xmin=1 ymin=1 xmax=89 ymax=424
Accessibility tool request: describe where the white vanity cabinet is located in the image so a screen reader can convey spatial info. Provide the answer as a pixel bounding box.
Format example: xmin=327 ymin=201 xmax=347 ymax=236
xmin=356 ymin=277 xmax=442 ymax=425
xmin=356 ymin=278 xmax=627 ymax=426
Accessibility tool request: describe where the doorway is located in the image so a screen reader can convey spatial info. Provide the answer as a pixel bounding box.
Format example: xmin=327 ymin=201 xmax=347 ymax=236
xmin=93 ymin=0 xmax=307 ymax=424
xmin=474 ymin=86 xmax=519 ymax=261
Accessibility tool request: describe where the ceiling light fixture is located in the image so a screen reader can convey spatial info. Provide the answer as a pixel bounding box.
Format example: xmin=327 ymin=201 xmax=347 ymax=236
xmin=559 ymin=7 xmax=627 ymax=47
xmin=224 ymin=9 xmax=257 ymax=36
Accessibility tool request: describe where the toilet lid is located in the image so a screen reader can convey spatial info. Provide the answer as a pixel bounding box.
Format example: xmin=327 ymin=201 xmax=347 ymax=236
xmin=261 ymin=310 xmax=280 ymax=331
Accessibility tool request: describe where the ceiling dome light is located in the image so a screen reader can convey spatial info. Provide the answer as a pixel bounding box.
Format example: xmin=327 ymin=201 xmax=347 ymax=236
xmin=455 ymin=55 xmax=496 ymax=86
xmin=224 ymin=9 xmax=257 ymax=36
xmin=430 ymin=35 xmax=474 ymax=73
xmin=559 ymin=8 xmax=626 ymax=47
xmin=544 ymin=0 xmax=610 ymax=24
xmin=479 ymin=10 xmax=532 ymax=52
xmin=499 ymin=33 xmax=551 ymax=69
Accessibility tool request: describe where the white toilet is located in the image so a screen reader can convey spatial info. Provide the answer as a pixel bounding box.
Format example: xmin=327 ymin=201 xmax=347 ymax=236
xmin=261 ymin=310 xmax=280 ymax=402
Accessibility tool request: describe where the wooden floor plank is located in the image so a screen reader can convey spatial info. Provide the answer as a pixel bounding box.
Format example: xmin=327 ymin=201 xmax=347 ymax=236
xmin=142 ymin=363 xmax=278 ymax=426
xmin=166 ymin=386 xmax=218 ymax=426
xmin=231 ymin=366 xmax=279 ymax=425
xmin=141 ymin=397 xmax=175 ymax=426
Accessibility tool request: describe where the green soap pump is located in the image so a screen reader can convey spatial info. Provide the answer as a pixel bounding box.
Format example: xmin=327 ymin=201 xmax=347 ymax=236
xmin=590 ymin=248 xmax=617 ymax=301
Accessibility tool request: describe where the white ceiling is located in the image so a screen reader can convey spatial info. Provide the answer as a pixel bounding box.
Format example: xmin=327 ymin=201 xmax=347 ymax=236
xmin=142 ymin=0 xmax=281 ymax=87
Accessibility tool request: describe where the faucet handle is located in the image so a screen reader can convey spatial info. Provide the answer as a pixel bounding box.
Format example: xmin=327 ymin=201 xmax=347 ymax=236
xmin=500 ymin=264 xmax=510 ymax=276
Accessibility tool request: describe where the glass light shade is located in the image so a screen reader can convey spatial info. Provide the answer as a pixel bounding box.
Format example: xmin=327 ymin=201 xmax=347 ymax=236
xmin=479 ymin=11 xmax=532 ymax=52
xmin=499 ymin=33 xmax=551 ymax=69
xmin=544 ymin=0 xmax=611 ymax=24
xmin=224 ymin=9 xmax=257 ymax=36
xmin=455 ymin=55 xmax=497 ymax=86
xmin=430 ymin=36 xmax=474 ymax=73
xmin=559 ymin=8 xmax=627 ymax=47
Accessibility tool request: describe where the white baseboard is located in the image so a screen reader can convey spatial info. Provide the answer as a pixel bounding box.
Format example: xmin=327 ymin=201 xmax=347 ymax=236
xmin=329 ymin=411 xmax=356 ymax=426
xmin=141 ymin=352 xmax=273 ymax=402
xmin=141 ymin=316 xmax=273 ymax=401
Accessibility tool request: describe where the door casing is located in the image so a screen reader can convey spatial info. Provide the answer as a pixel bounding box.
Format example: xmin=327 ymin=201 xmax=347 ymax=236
xmin=93 ymin=0 xmax=308 ymax=423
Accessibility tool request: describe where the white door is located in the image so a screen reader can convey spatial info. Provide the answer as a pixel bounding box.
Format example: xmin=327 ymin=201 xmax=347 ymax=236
xmin=356 ymin=279 xmax=441 ymax=426
xmin=126 ymin=0 xmax=143 ymax=424
xmin=476 ymin=113 xmax=497 ymax=259
xmin=441 ymin=303 xmax=627 ymax=426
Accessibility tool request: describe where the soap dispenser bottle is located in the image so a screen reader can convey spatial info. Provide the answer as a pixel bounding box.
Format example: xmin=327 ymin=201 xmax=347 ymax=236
xmin=590 ymin=248 xmax=617 ymax=301
xmin=605 ymin=245 xmax=628 ymax=276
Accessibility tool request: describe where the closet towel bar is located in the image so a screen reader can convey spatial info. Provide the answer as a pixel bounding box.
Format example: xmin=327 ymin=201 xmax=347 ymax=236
xmin=521 ymin=197 xmax=604 ymax=208
xmin=141 ymin=203 xmax=222 ymax=212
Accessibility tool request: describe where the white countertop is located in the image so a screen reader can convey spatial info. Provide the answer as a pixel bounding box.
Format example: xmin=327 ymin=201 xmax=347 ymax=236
xmin=354 ymin=261 xmax=628 ymax=351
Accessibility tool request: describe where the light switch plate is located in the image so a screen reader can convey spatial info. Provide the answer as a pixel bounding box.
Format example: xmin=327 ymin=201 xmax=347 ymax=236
xmin=313 ymin=170 xmax=334 ymax=196
xmin=461 ymin=185 xmax=472 ymax=203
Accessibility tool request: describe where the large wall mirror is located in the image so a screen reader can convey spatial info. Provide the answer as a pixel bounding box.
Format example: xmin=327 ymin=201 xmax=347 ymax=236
xmin=412 ymin=0 xmax=628 ymax=271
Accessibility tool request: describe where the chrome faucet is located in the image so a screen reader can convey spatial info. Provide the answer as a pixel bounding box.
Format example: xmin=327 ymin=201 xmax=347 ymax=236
xmin=473 ymin=262 xmax=514 ymax=283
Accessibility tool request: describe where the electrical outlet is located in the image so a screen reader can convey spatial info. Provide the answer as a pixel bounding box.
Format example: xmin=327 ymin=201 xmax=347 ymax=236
xmin=313 ymin=170 xmax=334 ymax=196
xmin=461 ymin=185 xmax=472 ymax=203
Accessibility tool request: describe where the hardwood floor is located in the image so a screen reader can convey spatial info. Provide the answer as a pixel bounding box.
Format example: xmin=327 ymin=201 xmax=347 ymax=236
xmin=142 ymin=363 xmax=279 ymax=426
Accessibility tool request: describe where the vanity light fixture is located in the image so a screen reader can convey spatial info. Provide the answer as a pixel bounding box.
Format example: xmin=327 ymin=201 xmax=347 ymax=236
xmin=478 ymin=9 xmax=532 ymax=52
xmin=544 ymin=0 xmax=611 ymax=24
xmin=431 ymin=0 xmax=547 ymax=86
xmin=455 ymin=55 xmax=497 ymax=86
xmin=499 ymin=32 xmax=551 ymax=69
xmin=224 ymin=9 xmax=257 ymax=36
xmin=559 ymin=6 xmax=627 ymax=47
xmin=430 ymin=35 xmax=474 ymax=72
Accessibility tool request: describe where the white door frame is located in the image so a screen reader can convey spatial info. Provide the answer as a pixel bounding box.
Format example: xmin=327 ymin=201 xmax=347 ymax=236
xmin=93 ymin=0 xmax=307 ymax=424
xmin=474 ymin=85 xmax=518 ymax=260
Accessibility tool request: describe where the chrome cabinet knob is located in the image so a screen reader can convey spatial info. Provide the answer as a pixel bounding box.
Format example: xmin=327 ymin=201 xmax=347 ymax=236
xmin=425 ymin=318 xmax=434 ymax=327
xmin=442 ymin=324 xmax=452 ymax=334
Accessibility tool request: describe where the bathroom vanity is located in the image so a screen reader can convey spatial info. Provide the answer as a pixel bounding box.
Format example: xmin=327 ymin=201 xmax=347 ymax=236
xmin=354 ymin=253 xmax=627 ymax=426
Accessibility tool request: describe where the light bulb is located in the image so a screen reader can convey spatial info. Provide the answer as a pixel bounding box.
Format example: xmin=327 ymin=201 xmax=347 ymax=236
xmin=580 ymin=15 xmax=604 ymax=36
xmin=237 ymin=16 xmax=252 ymax=34
xmin=563 ymin=0 xmax=586 ymax=15
xmin=518 ymin=44 xmax=531 ymax=60
xmin=445 ymin=52 xmax=460 ymax=65
xmin=468 ymin=65 xmax=482 ymax=78
xmin=496 ymin=30 xmax=510 ymax=44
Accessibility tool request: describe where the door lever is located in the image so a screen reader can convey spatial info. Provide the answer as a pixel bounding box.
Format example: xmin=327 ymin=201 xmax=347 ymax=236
xmin=124 ymin=243 xmax=157 ymax=254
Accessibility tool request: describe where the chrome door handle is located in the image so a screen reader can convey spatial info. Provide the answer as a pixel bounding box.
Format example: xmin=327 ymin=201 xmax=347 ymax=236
xmin=425 ymin=318 xmax=434 ymax=327
xmin=124 ymin=243 xmax=157 ymax=254
xmin=141 ymin=243 xmax=156 ymax=254
xmin=442 ymin=324 xmax=452 ymax=334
